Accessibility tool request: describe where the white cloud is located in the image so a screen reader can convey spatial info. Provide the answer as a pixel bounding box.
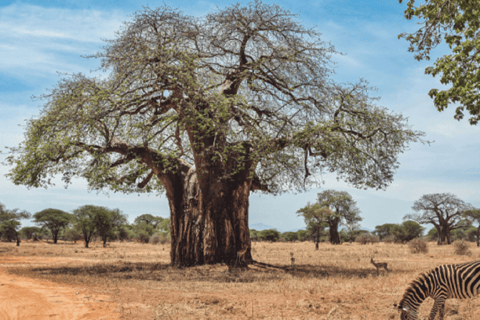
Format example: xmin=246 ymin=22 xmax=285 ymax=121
xmin=0 ymin=3 xmax=125 ymax=77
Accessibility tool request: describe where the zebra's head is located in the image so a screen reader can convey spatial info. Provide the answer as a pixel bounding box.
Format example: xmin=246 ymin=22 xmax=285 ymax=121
xmin=393 ymin=303 xmax=415 ymax=320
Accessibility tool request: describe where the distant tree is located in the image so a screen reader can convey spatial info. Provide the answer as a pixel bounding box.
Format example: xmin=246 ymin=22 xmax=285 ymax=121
xmin=63 ymin=226 xmax=83 ymax=243
xmin=374 ymin=223 xmax=400 ymax=240
xmin=117 ymin=225 xmax=132 ymax=242
xmin=296 ymin=229 xmax=309 ymax=241
xmin=394 ymin=220 xmax=425 ymax=243
xmin=94 ymin=208 xmax=128 ymax=247
xmin=33 ymin=209 xmax=72 ymax=244
xmin=297 ymin=203 xmax=331 ymax=249
xmin=72 ymin=205 xmax=101 ymax=248
xmin=159 ymin=218 xmax=171 ymax=236
xmin=399 ymin=0 xmax=480 ymax=125
xmin=426 ymin=227 xmax=438 ymax=242
xmin=339 ymin=222 xmax=363 ymax=242
xmin=249 ymin=229 xmax=259 ymax=242
xmin=133 ymin=222 xmax=156 ymax=243
xmin=5 ymin=2 xmax=425 ymax=266
xmin=404 ymin=193 xmax=474 ymax=244
xmin=258 ymin=229 xmax=280 ymax=242
xmin=281 ymin=231 xmax=298 ymax=242
xmin=134 ymin=214 xmax=164 ymax=229
xmin=463 ymin=209 xmax=480 ymax=246
xmin=19 ymin=226 xmax=42 ymax=240
xmin=315 ymin=190 xmax=362 ymax=245
xmin=0 ymin=203 xmax=30 ymax=246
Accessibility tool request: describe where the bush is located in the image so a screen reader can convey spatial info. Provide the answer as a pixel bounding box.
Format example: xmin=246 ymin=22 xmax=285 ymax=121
xmin=408 ymin=238 xmax=429 ymax=254
xmin=136 ymin=231 xmax=151 ymax=243
xmin=150 ymin=234 xmax=170 ymax=244
xmin=453 ymin=240 xmax=472 ymax=256
xmin=355 ymin=233 xmax=379 ymax=245
xmin=258 ymin=229 xmax=280 ymax=242
xmin=280 ymin=232 xmax=298 ymax=242
xmin=382 ymin=235 xmax=395 ymax=243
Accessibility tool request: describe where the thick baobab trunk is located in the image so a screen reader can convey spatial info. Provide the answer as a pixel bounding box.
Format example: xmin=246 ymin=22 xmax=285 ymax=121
xmin=165 ymin=168 xmax=253 ymax=266
xmin=436 ymin=227 xmax=447 ymax=245
xmin=329 ymin=220 xmax=341 ymax=245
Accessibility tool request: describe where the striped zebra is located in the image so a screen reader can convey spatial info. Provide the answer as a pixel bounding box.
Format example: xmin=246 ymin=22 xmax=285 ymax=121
xmin=394 ymin=260 xmax=480 ymax=320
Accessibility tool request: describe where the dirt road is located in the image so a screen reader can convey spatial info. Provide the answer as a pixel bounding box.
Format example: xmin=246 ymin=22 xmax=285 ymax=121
xmin=0 ymin=269 xmax=119 ymax=320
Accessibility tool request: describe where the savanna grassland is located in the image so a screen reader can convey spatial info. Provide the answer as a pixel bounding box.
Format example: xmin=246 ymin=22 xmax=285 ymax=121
xmin=1 ymin=240 xmax=479 ymax=320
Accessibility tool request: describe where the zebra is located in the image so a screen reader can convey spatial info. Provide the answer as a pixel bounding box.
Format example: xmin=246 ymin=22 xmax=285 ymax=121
xmin=394 ymin=260 xmax=480 ymax=320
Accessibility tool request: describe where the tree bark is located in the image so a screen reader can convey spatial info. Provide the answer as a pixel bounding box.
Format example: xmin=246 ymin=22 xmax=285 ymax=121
xmin=328 ymin=219 xmax=341 ymax=245
xmin=164 ymin=166 xmax=253 ymax=266
xmin=437 ymin=227 xmax=447 ymax=245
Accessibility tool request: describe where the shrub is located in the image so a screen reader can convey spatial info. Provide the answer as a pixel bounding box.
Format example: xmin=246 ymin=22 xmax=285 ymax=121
xmin=408 ymin=238 xmax=429 ymax=254
xmin=355 ymin=233 xmax=379 ymax=245
xmin=382 ymin=235 xmax=395 ymax=243
xmin=453 ymin=240 xmax=472 ymax=256
xmin=136 ymin=230 xmax=150 ymax=243
xmin=150 ymin=234 xmax=170 ymax=244
xmin=258 ymin=229 xmax=280 ymax=242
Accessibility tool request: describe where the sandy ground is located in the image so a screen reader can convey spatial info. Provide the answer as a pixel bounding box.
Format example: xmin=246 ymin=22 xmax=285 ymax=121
xmin=0 ymin=265 xmax=119 ymax=320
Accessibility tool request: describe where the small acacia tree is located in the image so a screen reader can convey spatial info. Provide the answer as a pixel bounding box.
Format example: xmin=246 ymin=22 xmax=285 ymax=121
xmin=404 ymin=193 xmax=474 ymax=245
xmin=0 ymin=203 xmax=30 ymax=246
xmin=19 ymin=226 xmax=42 ymax=241
xmin=95 ymin=207 xmax=128 ymax=247
xmin=6 ymin=1 xmax=424 ymax=266
xmin=33 ymin=209 xmax=72 ymax=244
xmin=73 ymin=205 xmax=99 ymax=248
xmin=297 ymin=203 xmax=330 ymax=249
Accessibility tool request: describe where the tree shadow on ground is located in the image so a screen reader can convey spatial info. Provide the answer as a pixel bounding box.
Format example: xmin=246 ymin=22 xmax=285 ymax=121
xmin=21 ymin=259 xmax=404 ymax=283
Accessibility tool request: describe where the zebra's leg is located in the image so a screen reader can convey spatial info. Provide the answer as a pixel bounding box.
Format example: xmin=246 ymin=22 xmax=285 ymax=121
xmin=428 ymin=298 xmax=446 ymax=320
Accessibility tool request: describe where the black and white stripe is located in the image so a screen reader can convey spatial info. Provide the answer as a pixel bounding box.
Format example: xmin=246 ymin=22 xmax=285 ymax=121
xmin=395 ymin=260 xmax=480 ymax=320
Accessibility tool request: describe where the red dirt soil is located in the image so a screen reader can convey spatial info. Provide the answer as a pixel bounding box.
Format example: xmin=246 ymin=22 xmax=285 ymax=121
xmin=0 ymin=267 xmax=119 ymax=320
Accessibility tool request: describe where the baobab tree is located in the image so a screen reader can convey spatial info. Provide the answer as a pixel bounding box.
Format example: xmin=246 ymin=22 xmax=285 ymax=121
xmin=404 ymin=193 xmax=474 ymax=244
xmin=314 ymin=190 xmax=362 ymax=244
xmin=5 ymin=1 xmax=424 ymax=266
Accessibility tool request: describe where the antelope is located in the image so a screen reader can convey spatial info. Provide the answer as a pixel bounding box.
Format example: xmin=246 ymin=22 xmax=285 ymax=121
xmin=370 ymin=256 xmax=388 ymax=275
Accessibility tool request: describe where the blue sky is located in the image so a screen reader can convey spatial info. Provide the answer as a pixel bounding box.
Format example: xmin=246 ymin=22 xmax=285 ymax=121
xmin=0 ymin=0 xmax=479 ymax=232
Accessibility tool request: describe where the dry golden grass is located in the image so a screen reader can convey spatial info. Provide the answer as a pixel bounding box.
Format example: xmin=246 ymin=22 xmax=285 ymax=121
xmin=1 ymin=240 xmax=480 ymax=319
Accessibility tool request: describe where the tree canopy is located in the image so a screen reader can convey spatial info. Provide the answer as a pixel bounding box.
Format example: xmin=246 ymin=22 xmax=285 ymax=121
xmin=399 ymin=0 xmax=480 ymax=125
xmin=7 ymin=1 xmax=424 ymax=194
xmin=134 ymin=214 xmax=164 ymax=229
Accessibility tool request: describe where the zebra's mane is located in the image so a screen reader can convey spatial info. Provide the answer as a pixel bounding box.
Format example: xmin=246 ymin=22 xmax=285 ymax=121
xmin=399 ymin=271 xmax=431 ymax=306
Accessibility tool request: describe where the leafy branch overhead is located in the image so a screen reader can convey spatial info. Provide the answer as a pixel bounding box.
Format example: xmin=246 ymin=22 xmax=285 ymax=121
xmin=399 ymin=0 xmax=480 ymax=125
